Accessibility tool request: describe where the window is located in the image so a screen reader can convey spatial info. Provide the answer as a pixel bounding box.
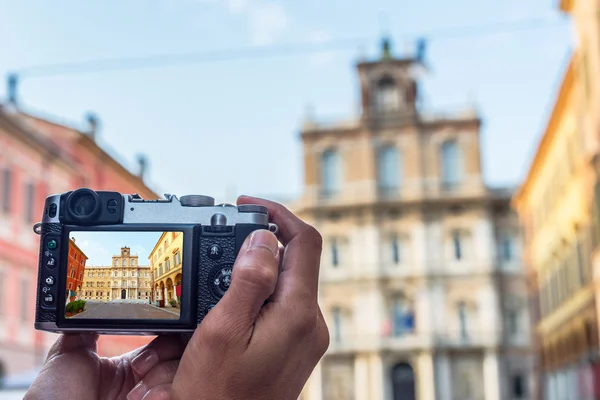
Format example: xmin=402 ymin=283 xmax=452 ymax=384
xmin=452 ymin=230 xmax=463 ymax=260
xmin=332 ymin=307 xmax=342 ymax=343
xmin=392 ymin=297 xmax=414 ymax=335
xmin=174 ymin=252 xmax=181 ymax=266
xmin=377 ymin=145 xmax=400 ymax=192
xmin=20 ymin=277 xmax=28 ymax=322
xmin=114 ymin=280 xmax=117 ymax=286
xmin=373 ymin=76 xmax=401 ymax=112
xmin=321 ymin=150 xmax=342 ymax=195
xmin=122 ymin=259 xmax=126 ymax=266
xmin=131 ymin=259 xmax=136 ymax=266
xmin=0 ymin=269 xmax=4 ymax=315
xmin=1 ymin=168 xmax=12 ymax=213
xmin=501 ymin=234 xmax=513 ymax=261
xmin=166 ymin=259 xmax=171 ymax=271
xmin=458 ymin=302 xmax=468 ymax=339
xmin=114 ymin=259 xmax=118 ymax=266
xmin=441 ymin=140 xmax=462 ymax=187
xmin=68 ymin=283 xmax=72 ymax=290
xmin=331 ymin=239 xmax=339 ymax=267
xmin=24 ymin=182 xmax=35 ymax=223
xmin=507 ymin=309 xmax=519 ymax=336
xmin=131 ymin=271 xmax=135 ymax=277
xmin=512 ymin=374 xmax=526 ymax=398
xmin=391 ymin=235 xmax=401 ymax=264
xmin=576 ymin=238 xmax=586 ymax=285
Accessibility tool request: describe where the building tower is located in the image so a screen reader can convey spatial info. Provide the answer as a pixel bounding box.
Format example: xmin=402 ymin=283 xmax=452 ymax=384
xmin=295 ymin=39 xmax=532 ymax=400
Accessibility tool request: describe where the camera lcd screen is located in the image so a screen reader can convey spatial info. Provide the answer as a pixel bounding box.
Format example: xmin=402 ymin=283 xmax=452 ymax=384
xmin=64 ymin=231 xmax=183 ymax=320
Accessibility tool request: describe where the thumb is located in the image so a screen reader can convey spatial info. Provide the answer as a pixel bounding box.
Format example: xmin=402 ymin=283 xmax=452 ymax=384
xmin=46 ymin=333 xmax=98 ymax=361
xmin=210 ymin=229 xmax=279 ymax=329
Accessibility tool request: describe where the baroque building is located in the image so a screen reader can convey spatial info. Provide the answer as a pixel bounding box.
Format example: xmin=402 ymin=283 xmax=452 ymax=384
xmin=295 ymin=39 xmax=532 ymax=400
xmin=148 ymin=231 xmax=183 ymax=307
xmin=80 ymin=247 xmax=152 ymax=302
xmin=513 ymin=1 xmax=600 ymax=399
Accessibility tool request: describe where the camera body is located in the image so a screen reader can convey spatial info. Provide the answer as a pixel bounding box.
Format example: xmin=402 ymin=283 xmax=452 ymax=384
xmin=33 ymin=189 xmax=276 ymax=335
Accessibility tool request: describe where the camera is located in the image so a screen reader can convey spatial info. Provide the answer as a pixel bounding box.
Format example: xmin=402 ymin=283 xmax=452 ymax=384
xmin=33 ymin=189 xmax=278 ymax=335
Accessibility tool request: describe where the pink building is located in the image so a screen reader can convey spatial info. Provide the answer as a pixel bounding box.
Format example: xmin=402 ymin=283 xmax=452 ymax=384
xmin=0 ymin=105 xmax=158 ymax=379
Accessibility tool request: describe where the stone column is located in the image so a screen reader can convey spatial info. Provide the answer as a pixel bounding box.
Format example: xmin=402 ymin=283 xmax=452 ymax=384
xmin=368 ymin=354 xmax=384 ymax=400
xmin=306 ymin=362 xmax=323 ymax=400
xmin=483 ymin=350 xmax=500 ymax=400
xmin=435 ymin=353 xmax=452 ymax=400
xmin=417 ymin=351 xmax=435 ymax=400
xmin=354 ymin=355 xmax=370 ymax=399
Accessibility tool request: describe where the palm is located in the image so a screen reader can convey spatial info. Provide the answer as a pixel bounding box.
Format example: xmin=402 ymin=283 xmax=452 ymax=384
xmin=26 ymin=341 xmax=142 ymax=400
xmin=25 ymin=334 xmax=186 ymax=400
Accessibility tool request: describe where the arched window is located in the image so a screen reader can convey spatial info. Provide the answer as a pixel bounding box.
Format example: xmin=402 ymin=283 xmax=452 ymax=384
xmin=441 ymin=140 xmax=462 ymax=187
xmin=392 ymin=363 xmax=415 ymax=400
xmin=0 ymin=359 xmax=5 ymax=388
xmin=377 ymin=145 xmax=401 ymax=192
xmin=374 ymin=76 xmax=401 ymax=113
xmin=321 ymin=149 xmax=342 ymax=195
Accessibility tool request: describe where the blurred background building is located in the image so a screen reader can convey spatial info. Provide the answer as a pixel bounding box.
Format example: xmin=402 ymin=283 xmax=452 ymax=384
xmin=0 ymin=104 xmax=157 ymax=383
xmin=513 ymin=1 xmax=600 ymax=400
xmin=295 ymin=40 xmax=531 ymax=400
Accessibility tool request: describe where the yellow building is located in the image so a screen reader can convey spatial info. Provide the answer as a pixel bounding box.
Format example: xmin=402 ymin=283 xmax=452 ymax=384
xmin=81 ymin=247 xmax=153 ymax=302
xmin=148 ymin=232 xmax=183 ymax=307
xmin=513 ymin=56 xmax=600 ymax=400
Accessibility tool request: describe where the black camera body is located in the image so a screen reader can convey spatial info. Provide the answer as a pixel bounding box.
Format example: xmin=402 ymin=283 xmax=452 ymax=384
xmin=33 ymin=189 xmax=277 ymax=335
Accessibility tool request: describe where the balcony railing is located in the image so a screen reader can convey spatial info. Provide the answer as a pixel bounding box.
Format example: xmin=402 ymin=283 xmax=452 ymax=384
xmin=325 ymin=330 xmax=509 ymax=354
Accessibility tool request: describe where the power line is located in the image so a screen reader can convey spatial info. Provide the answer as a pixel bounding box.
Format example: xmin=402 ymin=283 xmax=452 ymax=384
xmin=12 ymin=17 xmax=569 ymax=79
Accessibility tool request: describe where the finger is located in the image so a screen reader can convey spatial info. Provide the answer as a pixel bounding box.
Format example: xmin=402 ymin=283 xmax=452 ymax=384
xmin=129 ymin=335 xmax=189 ymax=378
xmin=238 ymin=196 xmax=322 ymax=301
xmin=46 ymin=333 xmax=98 ymax=361
xmin=238 ymin=195 xmax=311 ymax=245
xmin=209 ymin=229 xmax=279 ymax=332
xmin=127 ymin=361 xmax=178 ymax=400
xmin=141 ymin=384 xmax=171 ymax=400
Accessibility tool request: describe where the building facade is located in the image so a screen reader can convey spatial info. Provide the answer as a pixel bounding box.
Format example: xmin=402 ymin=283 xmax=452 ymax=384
xmin=295 ymin=40 xmax=531 ymax=400
xmin=80 ymin=247 xmax=152 ymax=302
xmin=66 ymin=237 xmax=88 ymax=302
xmin=0 ymin=104 xmax=158 ymax=379
xmin=148 ymin=232 xmax=183 ymax=307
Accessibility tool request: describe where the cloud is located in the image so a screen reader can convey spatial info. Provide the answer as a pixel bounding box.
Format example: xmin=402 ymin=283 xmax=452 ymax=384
xmin=247 ymin=2 xmax=289 ymax=45
xmin=307 ymin=30 xmax=336 ymax=68
xmin=196 ymin=0 xmax=289 ymax=46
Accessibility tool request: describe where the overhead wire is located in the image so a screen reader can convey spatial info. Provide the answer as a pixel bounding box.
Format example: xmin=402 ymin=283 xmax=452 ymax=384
xmin=11 ymin=16 xmax=570 ymax=79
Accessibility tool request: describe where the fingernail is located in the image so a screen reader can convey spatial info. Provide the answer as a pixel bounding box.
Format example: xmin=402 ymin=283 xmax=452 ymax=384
xmin=127 ymin=381 xmax=149 ymax=400
xmin=131 ymin=349 xmax=159 ymax=377
xmin=248 ymin=230 xmax=278 ymax=257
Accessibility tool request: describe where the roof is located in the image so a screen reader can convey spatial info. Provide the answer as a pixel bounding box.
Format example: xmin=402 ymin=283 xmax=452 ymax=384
xmin=12 ymin=107 xmax=159 ymax=199
xmin=0 ymin=106 xmax=77 ymax=170
xmin=512 ymin=54 xmax=574 ymax=208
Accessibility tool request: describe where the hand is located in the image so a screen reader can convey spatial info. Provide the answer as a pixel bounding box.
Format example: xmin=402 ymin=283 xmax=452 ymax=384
xmin=129 ymin=196 xmax=330 ymax=400
xmin=25 ymin=333 xmax=189 ymax=400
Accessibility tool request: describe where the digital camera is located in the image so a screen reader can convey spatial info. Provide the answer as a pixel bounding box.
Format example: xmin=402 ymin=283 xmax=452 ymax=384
xmin=33 ymin=189 xmax=277 ymax=335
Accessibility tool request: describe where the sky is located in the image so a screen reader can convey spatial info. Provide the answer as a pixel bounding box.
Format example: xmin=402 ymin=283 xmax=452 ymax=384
xmin=70 ymin=231 xmax=165 ymax=266
xmin=0 ymin=0 xmax=573 ymax=203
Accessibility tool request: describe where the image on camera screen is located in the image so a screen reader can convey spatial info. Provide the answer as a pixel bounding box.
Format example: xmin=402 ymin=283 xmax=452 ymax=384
xmin=64 ymin=231 xmax=183 ymax=320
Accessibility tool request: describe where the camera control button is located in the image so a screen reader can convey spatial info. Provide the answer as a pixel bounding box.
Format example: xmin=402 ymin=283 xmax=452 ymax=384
xmin=43 ymin=294 xmax=54 ymax=305
xmin=45 ymin=276 xmax=55 ymax=286
xmin=46 ymin=258 xmax=56 ymax=268
xmin=48 ymin=203 xmax=57 ymax=218
xmin=107 ymin=199 xmax=119 ymax=215
xmin=207 ymin=244 xmax=222 ymax=260
xmin=47 ymin=240 xmax=58 ymax=250
xmin=213 ymin=267 xmax=232 ymax=296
